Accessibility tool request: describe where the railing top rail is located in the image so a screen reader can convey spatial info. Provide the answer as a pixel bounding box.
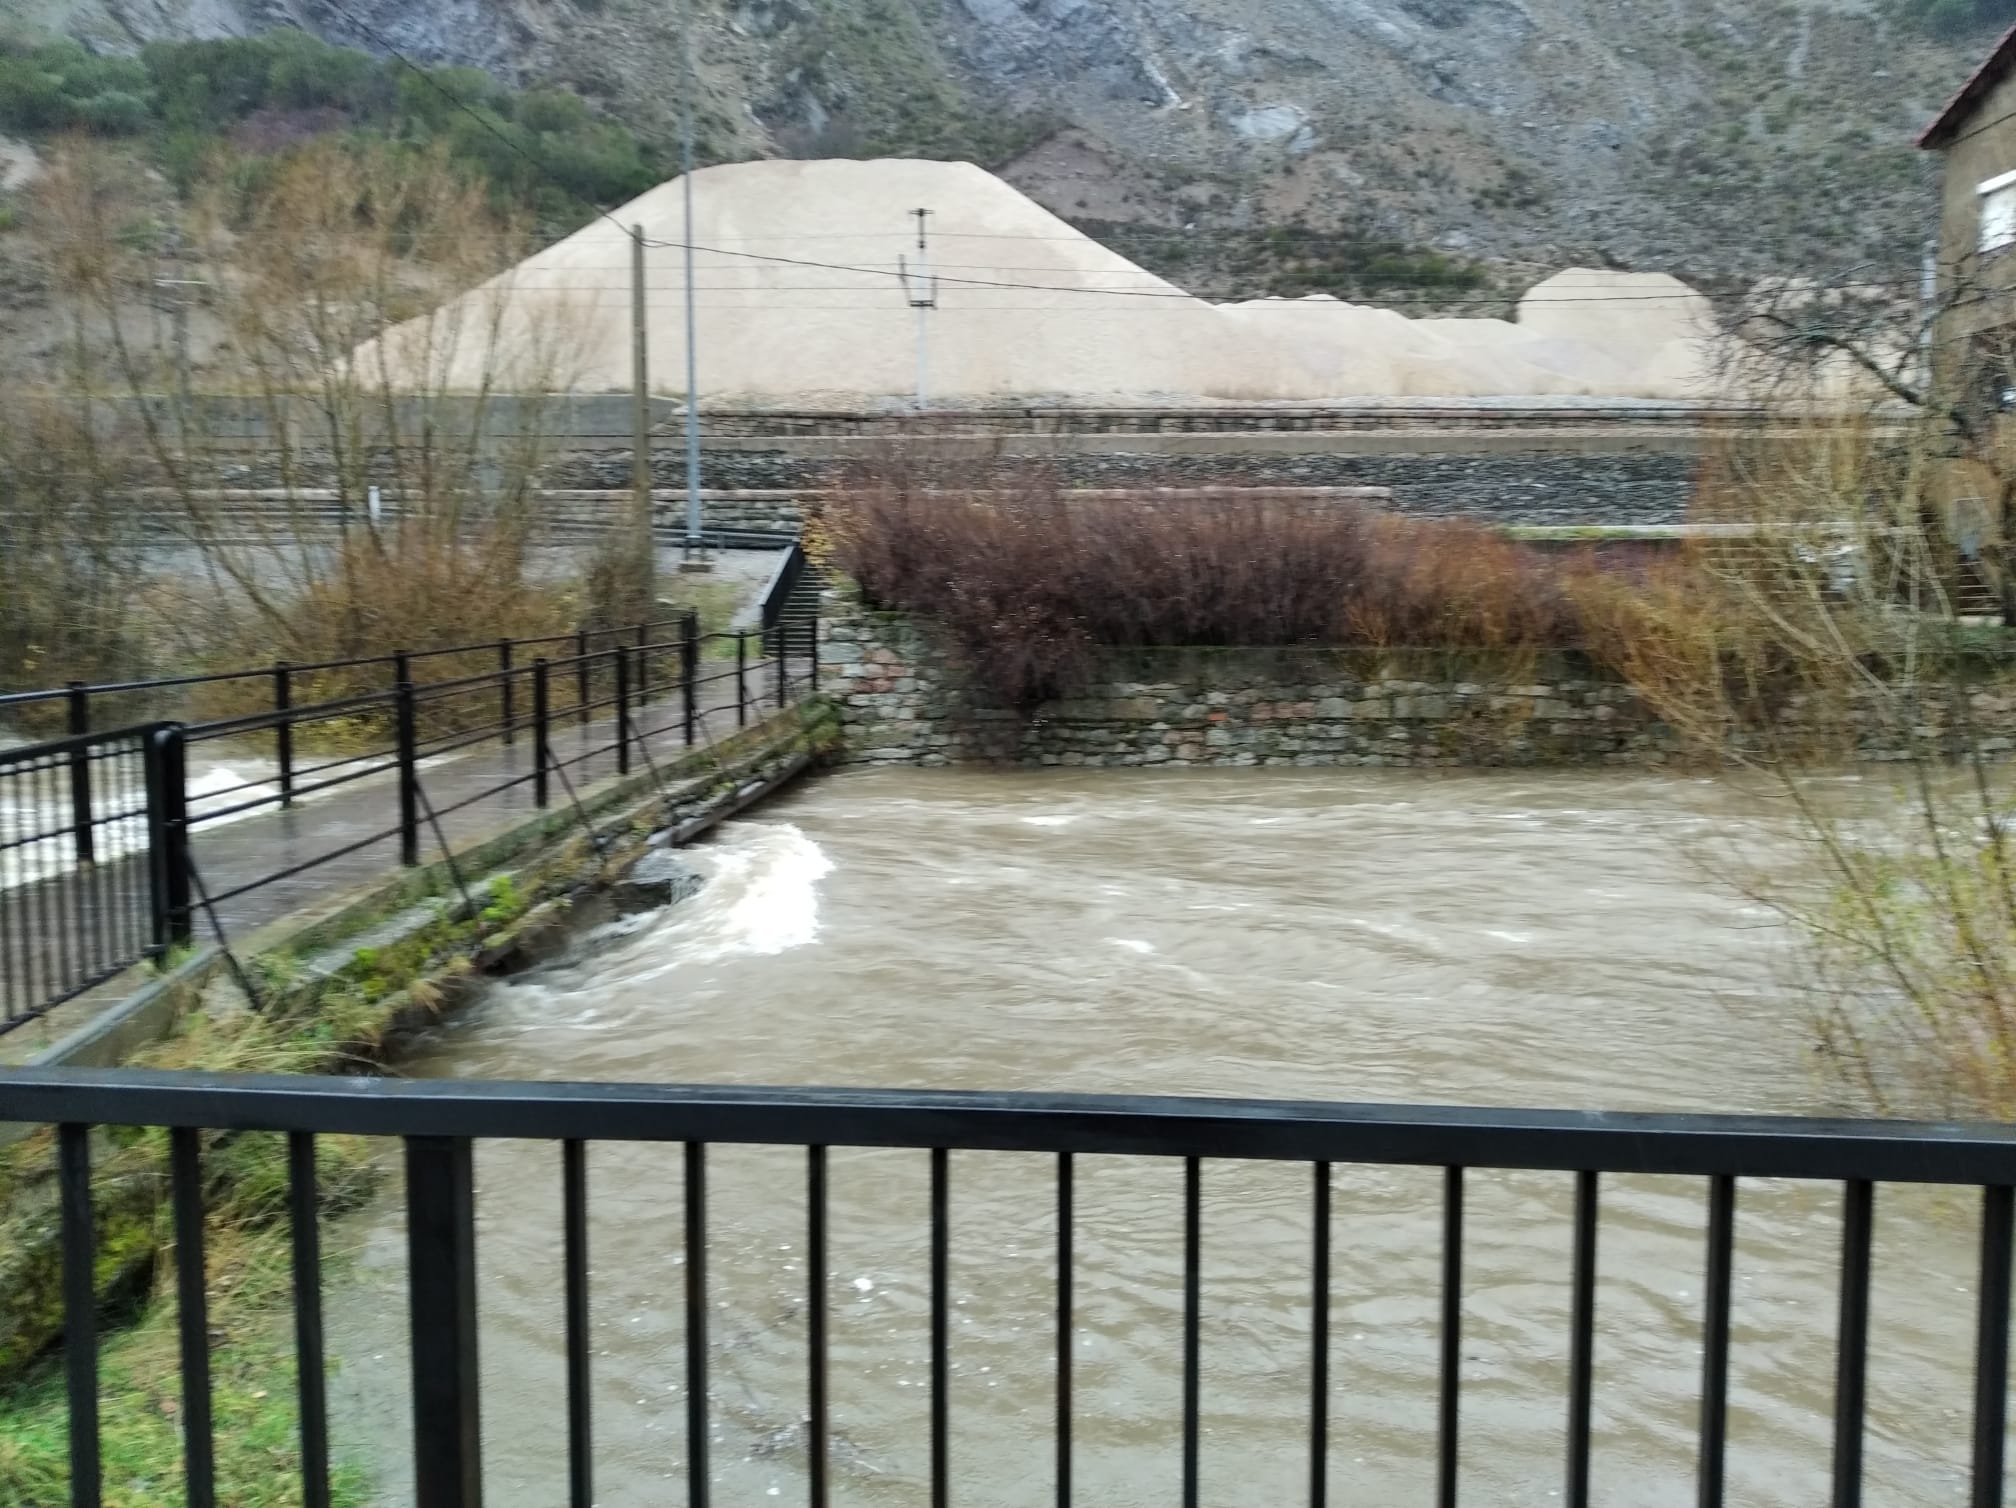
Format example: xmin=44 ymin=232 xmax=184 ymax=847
xmin=757 ymin=541 xmax=808 ymax=631
xmin=8 ymin=1069 xmax=2016 ymax=1184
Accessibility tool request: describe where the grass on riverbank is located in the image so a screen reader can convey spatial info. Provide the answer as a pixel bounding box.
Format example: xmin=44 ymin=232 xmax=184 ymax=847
xmin=0 ymin=1150 xmax=374 ymax=1508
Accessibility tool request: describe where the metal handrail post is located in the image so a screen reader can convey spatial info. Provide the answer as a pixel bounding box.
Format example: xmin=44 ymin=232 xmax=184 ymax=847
xmin=615 ymin=649 xmax=632 ymax=776
xmin=274 ymin=662 xmax=294 ymax=808
xmin=681 ymin=612 xmax=698 ymax=747
xmin=145 ymin=724 xmax=192 ymax=952
xmin=499 ymin=639 xmax=515 ymax=747
xmin=66 ymin=681 xmax=93 ymax=866
xmin=395 ymin=672 xmax=419 ymax=867
xmin=533 ymin=659 xmax=551 ymax=809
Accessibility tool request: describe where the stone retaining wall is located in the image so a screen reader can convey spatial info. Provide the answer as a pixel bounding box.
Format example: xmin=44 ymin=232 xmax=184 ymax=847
xmin=701 ymin=449 xmax=1696 ymax=527
xmin=820 ymin=600 xmax=1683 ymax=767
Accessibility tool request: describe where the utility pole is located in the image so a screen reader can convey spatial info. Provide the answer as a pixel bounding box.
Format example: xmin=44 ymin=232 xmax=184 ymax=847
xmin=678 ymin=0 xmax=709 ymax=571
xmin=898 ymin=207 xmax=938 ymax=413
xmin=631 ymin=224 xmax=653 ymax=572
xmin=152 ymin=276 xmax=204 ymax=440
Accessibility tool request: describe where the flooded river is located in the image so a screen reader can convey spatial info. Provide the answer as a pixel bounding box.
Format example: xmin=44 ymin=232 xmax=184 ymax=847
xmin=327 ymin=768 xmax=1994 ymax=1506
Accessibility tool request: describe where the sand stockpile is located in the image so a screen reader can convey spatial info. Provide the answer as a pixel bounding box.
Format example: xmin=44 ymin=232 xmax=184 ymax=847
xmin=359 ymin=158 xmax=1726 ymax=403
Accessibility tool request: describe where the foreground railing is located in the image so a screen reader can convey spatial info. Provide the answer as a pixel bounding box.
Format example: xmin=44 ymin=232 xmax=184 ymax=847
xmin=4 ymin=1070 xmax=2016 ymax=1508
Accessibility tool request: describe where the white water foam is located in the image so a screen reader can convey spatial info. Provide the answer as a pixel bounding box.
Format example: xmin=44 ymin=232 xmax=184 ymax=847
xmin=587 ymin=824 xmax=837 ymax=988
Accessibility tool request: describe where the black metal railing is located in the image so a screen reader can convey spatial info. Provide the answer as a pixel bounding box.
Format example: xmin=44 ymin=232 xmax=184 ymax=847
xmin=4 ymin=1071 xmax=2016 ymax=1508
xmin=0 ymin=599 xmax=820 ymax=1036
xmin=0 ymin=728 xmax=166 ymax=1032
xmin=0 ymin=611 xmax=706 ymax=737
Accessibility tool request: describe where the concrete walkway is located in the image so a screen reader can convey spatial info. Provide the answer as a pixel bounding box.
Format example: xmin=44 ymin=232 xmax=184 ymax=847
xmin=1 ymin=663 xmax=805 ymax=1062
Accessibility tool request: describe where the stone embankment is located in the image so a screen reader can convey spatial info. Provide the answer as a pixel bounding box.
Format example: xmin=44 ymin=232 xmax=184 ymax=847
xmin=821 ymin=600 xmax=1681 ymax=768
xmin=821 ymin=598 xmax=2016 ymax=769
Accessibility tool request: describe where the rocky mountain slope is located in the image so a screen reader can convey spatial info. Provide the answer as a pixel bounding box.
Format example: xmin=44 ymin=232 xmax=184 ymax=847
xmin=14 ymin=0 xmax=2006 ymax=290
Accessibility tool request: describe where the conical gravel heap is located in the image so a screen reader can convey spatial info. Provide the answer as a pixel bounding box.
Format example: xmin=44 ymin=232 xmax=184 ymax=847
xmin=360 ymin=158 xmax=1721 ymax=403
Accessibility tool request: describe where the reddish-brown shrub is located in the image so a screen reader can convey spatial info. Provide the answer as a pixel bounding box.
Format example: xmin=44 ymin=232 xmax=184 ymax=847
xmin=821 ymin=457 xmax=1607 ymax=711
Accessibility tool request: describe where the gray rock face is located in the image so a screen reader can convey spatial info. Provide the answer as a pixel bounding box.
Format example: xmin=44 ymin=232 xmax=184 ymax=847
xmin=611 ymin=848 xmax=705 ymax=912
xmin=37 ymin=0 xmax=1973 ymax=289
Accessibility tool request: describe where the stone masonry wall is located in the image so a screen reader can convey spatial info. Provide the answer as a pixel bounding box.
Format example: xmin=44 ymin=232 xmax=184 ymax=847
xmin=820 ymin=598 xmax=1685 ymax=768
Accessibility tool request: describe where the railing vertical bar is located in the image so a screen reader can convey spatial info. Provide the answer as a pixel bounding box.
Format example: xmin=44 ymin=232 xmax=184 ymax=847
xmin=68 ymin=680 xmax=94 ymax=866
xmin=576 ymin=628 xmax=591 ymax=729
xmin=123 ymin=739 xmax=139 ymax=975
xmin=1058 ymin=1151 xmax=1073 ymax=1508
xmin=1439 ymin=1165 xmax=1464 ymax=1508
xmin=932 ymin=1146 xmax=950 ymax=1508
xmin=2 ymin=762 xmax=18 ymax=1023
xmin=289 ymin=1131 xmax=332 ymax=1508
xmin=1183 ymin=1154 xmax=1201 ymax=1508
xmin=274 ymin=662 xmax=294 ymax=807
xmin=1698 ymin=1173 xmax=1736 ymax=1508
xmin=682 ymin=612 xmax=699 ymax=747
xmin=59 ymin=1121 xmax=101 ymax=1508
xmin=161 ymin=727 xmax=190 ymax=949
xmin=405 ymin=1135 xmax=482 ymax=1508
xmin=40 ymin=753 xmax=60 ymax=1004
xmin=47 ymin=754 xmax=72 ymax=1002
xmin=615 ymin=649 xmax=632 ymax=776
xmin=1832 ymin=1179 xmax=1874 ymax=1508
xmin=686 ymin=1140 xmax=710 ymax=1508
xmin=395 ymin=674 xmax=419 ymax=867
xmin=1973 ymin=1184 xmax=2013 ymax=1508
xmin=736 ymin=632 xmax=748 ymax=729
xmin=564 ymin=1138 xmax=592 ymax=1508
xmin=85 ymin=747 xmax=106 ymax=990
xmin=499 ymin=639 xmax=515 ymax=746
xmin=533 ymin=659 xmax=551 ymax=809
xmin=1312 ymin=1160 xmax=1331 ymax=1508
xmin=1568 ymin=1170 xmax=1597 ymax=1508
xmin=809 ymin=1145 xmax=829 ymax=1508
xmin=636 ymin=622 xmax=650 ymax=710
xmin=171 ymin=1126 xmax=216 ymax=1508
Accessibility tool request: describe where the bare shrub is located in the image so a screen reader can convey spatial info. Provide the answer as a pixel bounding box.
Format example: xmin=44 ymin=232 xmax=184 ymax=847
xmin=823 ymin=449 xmax=1603 ymax=711
xmin=14 ymin=137 xmax=598 ymax=726
xmin=1571 ymin=408 xmax=2016 ymax=1116
xmin=0 ymin=398 xmax=150 ymax=726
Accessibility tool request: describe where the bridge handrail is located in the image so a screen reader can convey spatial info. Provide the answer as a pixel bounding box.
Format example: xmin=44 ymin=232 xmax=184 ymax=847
xmin=5 ymin=1065 xmax=2012 ymax=1508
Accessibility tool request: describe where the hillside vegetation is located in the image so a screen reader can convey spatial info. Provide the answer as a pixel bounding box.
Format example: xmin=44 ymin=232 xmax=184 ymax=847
xmin=0 ymin=30 xmax=661 ymax=230
xmin=6 ymin=0 xmax=2016 ymax=305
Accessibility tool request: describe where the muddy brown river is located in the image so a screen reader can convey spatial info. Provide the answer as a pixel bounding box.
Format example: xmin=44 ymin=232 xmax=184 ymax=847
xmin=325 ymin=768 xmax=1997 ymax=1506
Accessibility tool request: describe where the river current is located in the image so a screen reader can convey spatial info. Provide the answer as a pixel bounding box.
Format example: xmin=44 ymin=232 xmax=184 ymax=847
xmin=325 ymin=768 xmax=1995 ymax=1506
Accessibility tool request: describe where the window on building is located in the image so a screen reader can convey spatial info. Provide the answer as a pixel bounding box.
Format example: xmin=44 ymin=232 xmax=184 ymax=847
xmin=1981 ymin=169 xmax=2016 ymax=255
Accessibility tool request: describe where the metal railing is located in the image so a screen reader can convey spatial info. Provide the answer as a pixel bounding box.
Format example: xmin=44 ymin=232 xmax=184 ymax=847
xmin=0 ymin=587 xmax=820 ymax=1035
xmin=5 ymin=1070 xmax=2016 ymax=1508
xmin=0 ymin=611 xmax=704 ymax=734
xmin=0 ymin=728 xmax=166 ymax=1030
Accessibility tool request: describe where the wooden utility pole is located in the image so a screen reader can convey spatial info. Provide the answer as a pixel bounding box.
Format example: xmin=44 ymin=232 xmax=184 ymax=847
xmin=631 ymin=223 xmax=654 ymax=583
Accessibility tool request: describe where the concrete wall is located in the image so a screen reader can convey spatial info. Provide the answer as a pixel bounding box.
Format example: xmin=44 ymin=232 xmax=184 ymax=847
xmin=691 ymin=449 xmax=1701 ymax=527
